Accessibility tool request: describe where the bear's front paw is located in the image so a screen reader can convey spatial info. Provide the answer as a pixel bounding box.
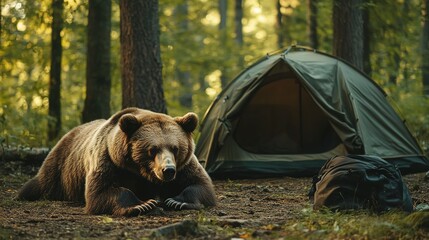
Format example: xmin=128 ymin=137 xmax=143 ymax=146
xmin=165 ymin=198 xmax=188 ymax=210
xmin=115 ymin=199 xmax=160 ymax=216
xmin=164 ymin=198 xmax=203 ymax=210
xmin=133 ymin=199 xmax=159 ymax=214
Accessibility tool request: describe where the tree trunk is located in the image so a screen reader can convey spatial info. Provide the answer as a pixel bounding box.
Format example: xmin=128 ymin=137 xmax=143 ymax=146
xmin=387 ymin=0 xmax=409 ymax=87
xmin=0 ymin=147 xmax=49 ymax=164
xmin=219 ymin=0 xmax=228 ymax=88
xmin=120 ymin=0 xmax=166 ymax=113
xmin=0 ymin=0 xmax=2 ymax=42
xmin=219 ymin=0 xmax=227 ymax=31
xmin=333 ymin=0 xmax=363 ymax=71
xmin=48 ymin=0 xmax=63 ymax=141
xmin=234 ymin=0 xmax=244 ymax=66
xmin=234 ymin=0 xmax=243 ymax=46
xmin=422 ymin=0 xmax=429 ymax=96
xmin=276 ymin=0 xmax=284 ymax=49
xmin=362 ymin=0 xmax=371 ymax=76
xmin=307 ymin=0 xmax=318 ymax=49
xmin=174 ymin=1 xmax=192 ymax=108
xmin=82 ymin=0 xmax=112 ymax=123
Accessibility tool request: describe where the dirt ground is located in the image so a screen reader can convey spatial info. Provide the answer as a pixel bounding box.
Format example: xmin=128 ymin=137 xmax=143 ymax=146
xmin=1 ymin=160 xmax=428 ymax=239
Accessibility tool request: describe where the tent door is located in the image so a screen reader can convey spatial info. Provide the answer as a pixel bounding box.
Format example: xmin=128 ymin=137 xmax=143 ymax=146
xmin=233 ymin=75 xmax=341 ymax=154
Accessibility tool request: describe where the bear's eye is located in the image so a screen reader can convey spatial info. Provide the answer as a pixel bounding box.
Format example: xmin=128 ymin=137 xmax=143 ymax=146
xmin=172 ymin=146 xmax=179 ymax=156
xmin=148 ymin=147 xmax=158 ymax=157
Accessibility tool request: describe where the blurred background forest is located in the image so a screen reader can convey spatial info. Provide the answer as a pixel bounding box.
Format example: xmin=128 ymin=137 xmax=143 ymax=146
xmin=1 ymin=0 xmax=429 ymax=153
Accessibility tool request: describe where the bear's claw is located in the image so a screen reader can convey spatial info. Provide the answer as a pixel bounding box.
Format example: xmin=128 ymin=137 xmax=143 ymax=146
xmin=133 ymin=199 xmax=159 ymax=214
xmin=165 ymin=198 xmax=188 ymax=210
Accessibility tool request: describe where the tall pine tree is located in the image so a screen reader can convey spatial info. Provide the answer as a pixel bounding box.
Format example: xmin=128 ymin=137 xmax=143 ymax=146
xmin=120 ymin=0 xmax=166 ymax=113
xmin=422 ymin=0 xmax=429 ymax=96
xmin=333 ymin=0 xmax=364 ymax=70
xmin=82 ymin=0 xmax=112 ymax=122
xmin=48 ymin=0 xmax=64 ymax=141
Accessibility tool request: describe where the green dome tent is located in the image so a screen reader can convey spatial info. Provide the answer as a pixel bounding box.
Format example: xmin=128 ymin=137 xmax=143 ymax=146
xmin=195 ymin=46 xmax=429 ymax=178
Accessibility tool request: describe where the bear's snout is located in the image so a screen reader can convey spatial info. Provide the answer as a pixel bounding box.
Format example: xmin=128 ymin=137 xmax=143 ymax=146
xmin=154 ymin=150 xmax=177 ymax=182
xmin=163 ymin=166 xmax=176 ymax=182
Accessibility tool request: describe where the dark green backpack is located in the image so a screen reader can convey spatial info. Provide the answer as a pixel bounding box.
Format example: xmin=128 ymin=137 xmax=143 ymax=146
xmin=309 ymin=155 xmax=413 ymax=212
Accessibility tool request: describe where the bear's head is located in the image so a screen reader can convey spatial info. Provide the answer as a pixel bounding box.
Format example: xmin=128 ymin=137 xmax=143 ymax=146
xmin=109 ymin=109 xmax=198 ymax=183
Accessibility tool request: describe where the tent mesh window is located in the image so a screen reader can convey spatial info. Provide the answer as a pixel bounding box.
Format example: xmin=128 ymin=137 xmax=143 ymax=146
xmin=234 ymin=74 xmax=341 ymax=154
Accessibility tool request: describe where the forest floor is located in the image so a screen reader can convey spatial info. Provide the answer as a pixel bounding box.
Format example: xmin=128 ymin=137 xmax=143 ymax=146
xmin=1 ymin=160 xmax=429 ymax=239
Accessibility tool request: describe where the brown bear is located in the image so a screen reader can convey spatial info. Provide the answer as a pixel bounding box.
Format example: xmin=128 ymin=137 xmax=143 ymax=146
xmin=17 ymin=108 xmax=216 ymax=216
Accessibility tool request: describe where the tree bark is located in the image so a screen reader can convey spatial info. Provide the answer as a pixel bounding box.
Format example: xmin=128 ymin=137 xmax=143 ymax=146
xmin=307 ymin=0 xmax=318 ymax=49
xmin=276 ymin=0 xmax=284 ymax=49
xmin=0 ymin=147 xmax=49 ymax=164
xmin=48 ymin=0 xmax=63 ymax=141
xmin=422 ymin=0 xmax=429 ymax=96
xmin=333 ymin=0 xmax=364 ymax=71
xmin=234 ymin=0 xmax=244 ymax=67
xmin=234 ymin=0 xmax=243 ymax=46
xmin=174 ymin=1 xmax=192 ymax=108
xmin=219 ymin=0 xmax=228 ymax=88
xmin=385 ymin=0 xmax=409 ymax=87
xmin=0 ymin=0 xmax=2 ymax=42
xmin=219 ymin=0 xmax=227 ymax=31
xmin=82 ymin=0 xmax=112 ymax=123
xmin=120 ymin=0 xmax=166 ymax=113
xmin=362 ymin=0 xmax=371 ymax=76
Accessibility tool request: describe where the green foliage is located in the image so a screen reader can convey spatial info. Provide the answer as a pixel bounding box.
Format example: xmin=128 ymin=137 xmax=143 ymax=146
xmin=1 ymin=0 xmax=51 ymax=147
xmin=0 ymin=0 xmax=428 ymax=150
xmin=367 ymin=0 xmax=429 ymax=155
xmin=280 ymin=209 xmax=422 ymax=239
xmin=395 ymin=95 xmax=429 ymax=153
xmin=190 ymin=208 xmax=429 ymax=239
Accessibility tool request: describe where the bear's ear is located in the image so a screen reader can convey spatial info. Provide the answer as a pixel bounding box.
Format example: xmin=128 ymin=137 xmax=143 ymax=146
xmin=119 ymin=114 xmax=141 ymax=135
xmin=174 ymin=112 xmax=199 ymax=133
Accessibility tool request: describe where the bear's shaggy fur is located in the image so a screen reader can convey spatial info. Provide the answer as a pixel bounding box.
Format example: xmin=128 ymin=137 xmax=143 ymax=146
xmin=17 ymin=108 xmax=216 ymax=216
